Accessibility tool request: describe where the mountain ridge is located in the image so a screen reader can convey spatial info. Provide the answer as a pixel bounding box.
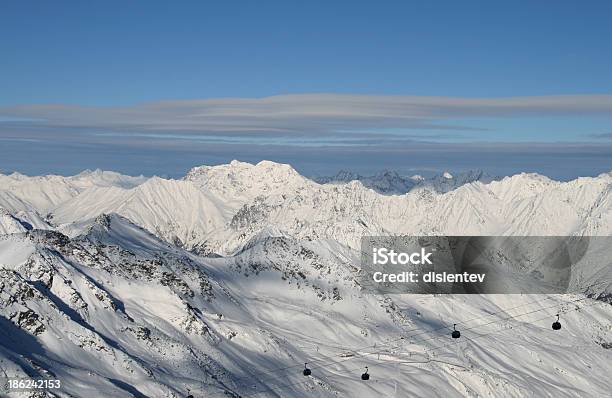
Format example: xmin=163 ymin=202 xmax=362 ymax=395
xmin=1 ymin=161 xmax=611 ymax=253
xmin=0 ymin=160 xmax=611 ymax=397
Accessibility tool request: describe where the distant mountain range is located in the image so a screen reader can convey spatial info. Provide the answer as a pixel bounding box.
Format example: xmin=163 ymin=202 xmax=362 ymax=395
xmin=312 ymin=169 xmax=498 ymax=194
xmin=4 ymin=160 xmax=609 ymax=252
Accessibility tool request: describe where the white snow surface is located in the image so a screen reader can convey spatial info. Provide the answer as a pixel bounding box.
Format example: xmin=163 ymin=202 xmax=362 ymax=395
xmin=0 ymin=161 xmax=611 ymax=398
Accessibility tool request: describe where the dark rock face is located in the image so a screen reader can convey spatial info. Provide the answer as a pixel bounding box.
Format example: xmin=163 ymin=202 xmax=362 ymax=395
xmin=11 ymin=309 xmax=46 ymax=335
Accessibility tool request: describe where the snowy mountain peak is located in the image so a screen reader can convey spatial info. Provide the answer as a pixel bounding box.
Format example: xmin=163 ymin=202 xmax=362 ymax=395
xmin=442 ymin=171 xmax=453 ymax=179
xmin=186 ymin=159 xmax=299 ymax=180
xmin=81 ymin=212 xmax=178 ymax=255
xmin=184 ymin=160 xmax=311 ymax=202
xmin=255 ymin=159 xmax=297 ymax=172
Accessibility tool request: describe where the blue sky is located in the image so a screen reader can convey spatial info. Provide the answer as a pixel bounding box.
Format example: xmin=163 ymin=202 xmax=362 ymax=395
xmin=1 ymin=1 xmax=612 ymax=179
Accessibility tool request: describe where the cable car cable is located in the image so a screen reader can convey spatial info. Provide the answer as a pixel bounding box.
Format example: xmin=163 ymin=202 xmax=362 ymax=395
xmin=243 ymin=296 xmax=593 ymax=391
xmin=234 ymin=294 xmax=564 ymax=382
xmin=243 ymin=299 xmax=603 ymax=397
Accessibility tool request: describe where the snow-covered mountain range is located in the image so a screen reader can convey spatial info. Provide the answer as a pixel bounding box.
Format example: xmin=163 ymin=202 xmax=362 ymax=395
xmin=0 ymin=160 xmax=611 ymax=397
xmin=312 ymin=169 xmax=498 ymax=195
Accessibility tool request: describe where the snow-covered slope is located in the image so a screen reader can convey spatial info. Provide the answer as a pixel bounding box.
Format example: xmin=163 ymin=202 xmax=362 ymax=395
xmin=0 ymin=207 xmax=29 ymax=234
xmin=68 ymin=169 xmax=149 ymax=190
xmin=53 ymin=177 xmax=230 ymax=250
xmin=0 ymin=169 xmax=148 ymax=214
xmin=0 ymin=215 xmax=611 ymax=397
xmin=1 ymin=161 xmax=611 ymax=397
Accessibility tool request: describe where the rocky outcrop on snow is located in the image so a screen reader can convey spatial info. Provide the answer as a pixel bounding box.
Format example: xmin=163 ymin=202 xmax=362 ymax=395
xmin=0 ymin=207 xmax=29 ymax=234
